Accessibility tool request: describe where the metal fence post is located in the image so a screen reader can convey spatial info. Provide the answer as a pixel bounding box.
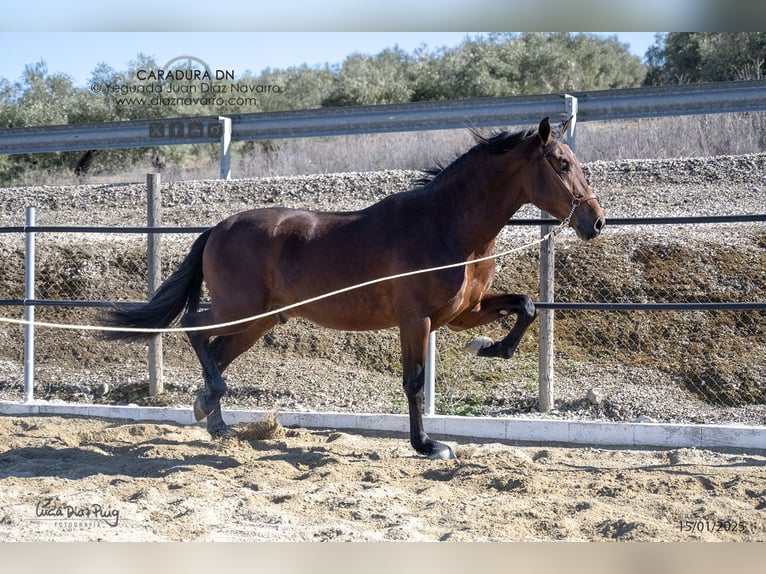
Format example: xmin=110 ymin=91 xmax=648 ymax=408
xmin=538 ymin=94 xmax=578 ymax=413
xmin=147 ymin=174 xmax=164 ymax=396
xmin=219 ymin=116 xmax=232 ymax=180
xmin=424 ymin=331 xmax=436 ymax=416
xmin=23 ymin=206 xmax=36 ymax=403
xmin=538 ymin=211 xmax=556 ymax=412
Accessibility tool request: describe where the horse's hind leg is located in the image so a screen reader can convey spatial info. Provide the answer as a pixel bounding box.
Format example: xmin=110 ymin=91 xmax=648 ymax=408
xmin=183 ymin=313 xmax=280 ymax=437
xmin=180 ymin=310 xmax=233 ymax=437
xmin=209 ymin=317 xmax=279 ymax=372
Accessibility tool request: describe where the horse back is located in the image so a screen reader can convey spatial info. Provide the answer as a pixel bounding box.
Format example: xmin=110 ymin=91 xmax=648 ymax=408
xmin=202 ymin=200 xmax=495 ymax=330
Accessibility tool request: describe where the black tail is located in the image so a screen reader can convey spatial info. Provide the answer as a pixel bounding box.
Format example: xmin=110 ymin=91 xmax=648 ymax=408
xmin=103 ymin=228 xmax=212 ymax=341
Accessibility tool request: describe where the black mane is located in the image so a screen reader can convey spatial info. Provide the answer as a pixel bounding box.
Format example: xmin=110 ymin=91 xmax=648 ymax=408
xmin=417 ymin=127 xmax=535 ymax=186
xmin=471 ymin=127 xmax=533 ymax=155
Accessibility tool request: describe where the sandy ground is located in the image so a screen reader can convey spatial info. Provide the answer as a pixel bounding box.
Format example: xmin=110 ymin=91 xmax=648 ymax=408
xmin=1 ymin=414 xmax=764 ymax=542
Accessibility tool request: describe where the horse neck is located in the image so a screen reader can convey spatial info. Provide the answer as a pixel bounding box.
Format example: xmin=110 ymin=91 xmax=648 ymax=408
xmin=426 ymin=148 xmax=529 ymax=252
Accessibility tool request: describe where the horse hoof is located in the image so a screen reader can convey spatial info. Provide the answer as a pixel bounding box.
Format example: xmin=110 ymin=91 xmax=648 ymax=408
xmin=208 ymin=424 xmax=235 ymax=439
xmin=193 ymin=396 xmax=211 ymax=421
xmin=465 ymin=336 xmax=493 ymax=356
xmin=429 ymin=443 xmax=457 ymax=461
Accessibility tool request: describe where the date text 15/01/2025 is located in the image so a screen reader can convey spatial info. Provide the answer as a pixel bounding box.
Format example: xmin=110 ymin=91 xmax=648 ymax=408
xmin=680 ymin=520 xmax=750 ymax=534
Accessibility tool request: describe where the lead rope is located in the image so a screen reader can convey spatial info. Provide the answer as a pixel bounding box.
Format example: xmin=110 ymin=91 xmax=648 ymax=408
xmin=0 ymin=214 xmax=575 ymax=334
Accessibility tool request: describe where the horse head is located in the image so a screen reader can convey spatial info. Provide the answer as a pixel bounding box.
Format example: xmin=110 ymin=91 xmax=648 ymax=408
xmin=525 ymin=117 xmax=605 ymax=240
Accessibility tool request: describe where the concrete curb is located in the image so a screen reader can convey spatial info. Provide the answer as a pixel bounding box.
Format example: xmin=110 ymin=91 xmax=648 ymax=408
xmin=2 ymin=400 xmax=765 ymax=450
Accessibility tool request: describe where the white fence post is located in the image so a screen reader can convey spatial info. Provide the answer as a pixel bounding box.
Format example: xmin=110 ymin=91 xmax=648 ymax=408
xmin=424 ymin=331 xmax=436 ymax=416
xmin=538 ymin=94 xmax=578 ymax=413
xmin=565 ymin=93 xmax=578 ymax=149
xmin=23 ymin=206 xmax=36 ymax=403
xmin=147 ymin=174 xmax=164 ymax=396
xmin=219 ymin=116 xmax=232 ymax=180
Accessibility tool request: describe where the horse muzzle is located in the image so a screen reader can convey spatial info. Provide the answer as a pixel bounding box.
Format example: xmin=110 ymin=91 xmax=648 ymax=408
xmin=572 ymin=200 xmax=605 ymax=240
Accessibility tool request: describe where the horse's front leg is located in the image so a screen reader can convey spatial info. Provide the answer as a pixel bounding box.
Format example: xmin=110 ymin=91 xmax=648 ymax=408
xmin=399 ymin=315 xmax=456 ymax=460
xmin=448 ymin=294 xmax=537 ymax=360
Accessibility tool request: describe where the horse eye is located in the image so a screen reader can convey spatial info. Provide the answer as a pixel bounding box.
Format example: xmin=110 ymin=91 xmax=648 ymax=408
xmin=560 ymin=160 xmax=569 ymax=172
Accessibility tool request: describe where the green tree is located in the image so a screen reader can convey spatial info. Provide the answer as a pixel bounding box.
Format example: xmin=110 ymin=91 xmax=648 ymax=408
xmin=5 ymin=62 xmax=83 ymax=127
xmin=0 ymin=77 xmax=16 ymax=128
xmin=0 ymin=62 xmax=101 ymax=182
xmin=322 ymin=47 xmax=415 ymax=106
xmin=412 ymin=33 xmax=644 ymax=101
xmin=412 ymin=34 xmax=523 ymax=100
xmin=248 ymin=64 xmax=335 ymax=111
xmin=645 ymin=33 xmax=766 ymax=85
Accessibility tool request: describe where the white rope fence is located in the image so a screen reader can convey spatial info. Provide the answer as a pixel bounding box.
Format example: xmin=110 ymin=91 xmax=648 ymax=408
xmin=0 ymin=220 xmax=572 ymax=335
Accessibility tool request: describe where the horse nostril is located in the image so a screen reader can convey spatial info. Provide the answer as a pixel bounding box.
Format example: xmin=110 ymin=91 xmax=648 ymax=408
xmin=594 ymin=217 xmax=605 ymax=234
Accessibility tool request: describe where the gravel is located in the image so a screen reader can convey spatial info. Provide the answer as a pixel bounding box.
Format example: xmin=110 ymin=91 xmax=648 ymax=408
xmin=1 ymin=153 xmax=765 ymax=427
xmin=2 ymin=153 xmax=765 ymax=224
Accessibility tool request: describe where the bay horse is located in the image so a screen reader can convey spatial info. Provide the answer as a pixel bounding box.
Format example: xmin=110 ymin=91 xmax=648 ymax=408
xmin=105 ymin=117 xmax=605 ymax=460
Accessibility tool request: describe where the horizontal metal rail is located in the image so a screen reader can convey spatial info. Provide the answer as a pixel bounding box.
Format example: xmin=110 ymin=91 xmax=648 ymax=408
xmin=3 ymin=299 xmax=765 ymax=312
xmin=1 ymin=214 xmax=763 ymax=312
xmin=537 ymin=302 xmax=766 ymax=311
xmin=510 ymin=214 xmax=766 ymax=226
xmin=2 ymin=213 xmax=764 ymax=236
xmin=1 ymin=80 xmax=765 ymax=155
xmin=0 ymin=225 xmax=209 ymax=234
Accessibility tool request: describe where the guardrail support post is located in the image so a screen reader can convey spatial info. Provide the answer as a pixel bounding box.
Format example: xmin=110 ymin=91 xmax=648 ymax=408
xmin=564 ymin=93 xmax=578 ymax=148
xmin=23 ymin=206 xmax=36 ymax=403
xmin=147 ymin=174 xmax=164 ymax=396
xmin=219 ymin=116 xmax=232 ymax=180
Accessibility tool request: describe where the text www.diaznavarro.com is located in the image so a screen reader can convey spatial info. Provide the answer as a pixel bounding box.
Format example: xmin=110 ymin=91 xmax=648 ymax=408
xmin=115 ymin=95 xmax=258 ymax=107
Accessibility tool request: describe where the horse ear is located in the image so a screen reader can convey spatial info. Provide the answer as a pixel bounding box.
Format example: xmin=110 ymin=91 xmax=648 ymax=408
xmin=538 ymin=117 xmax=552 ymax=145
xmin=560 ymin=115 xmax=572 ymax=136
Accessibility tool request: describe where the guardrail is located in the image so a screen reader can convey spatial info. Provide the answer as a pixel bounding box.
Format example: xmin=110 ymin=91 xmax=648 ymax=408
xmin=2 ymin=80 xmax=766 ymax=179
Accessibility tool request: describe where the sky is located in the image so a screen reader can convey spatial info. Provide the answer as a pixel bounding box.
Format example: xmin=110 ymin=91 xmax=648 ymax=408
xmin=0 ymin=32 xmax=659 ymax=88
